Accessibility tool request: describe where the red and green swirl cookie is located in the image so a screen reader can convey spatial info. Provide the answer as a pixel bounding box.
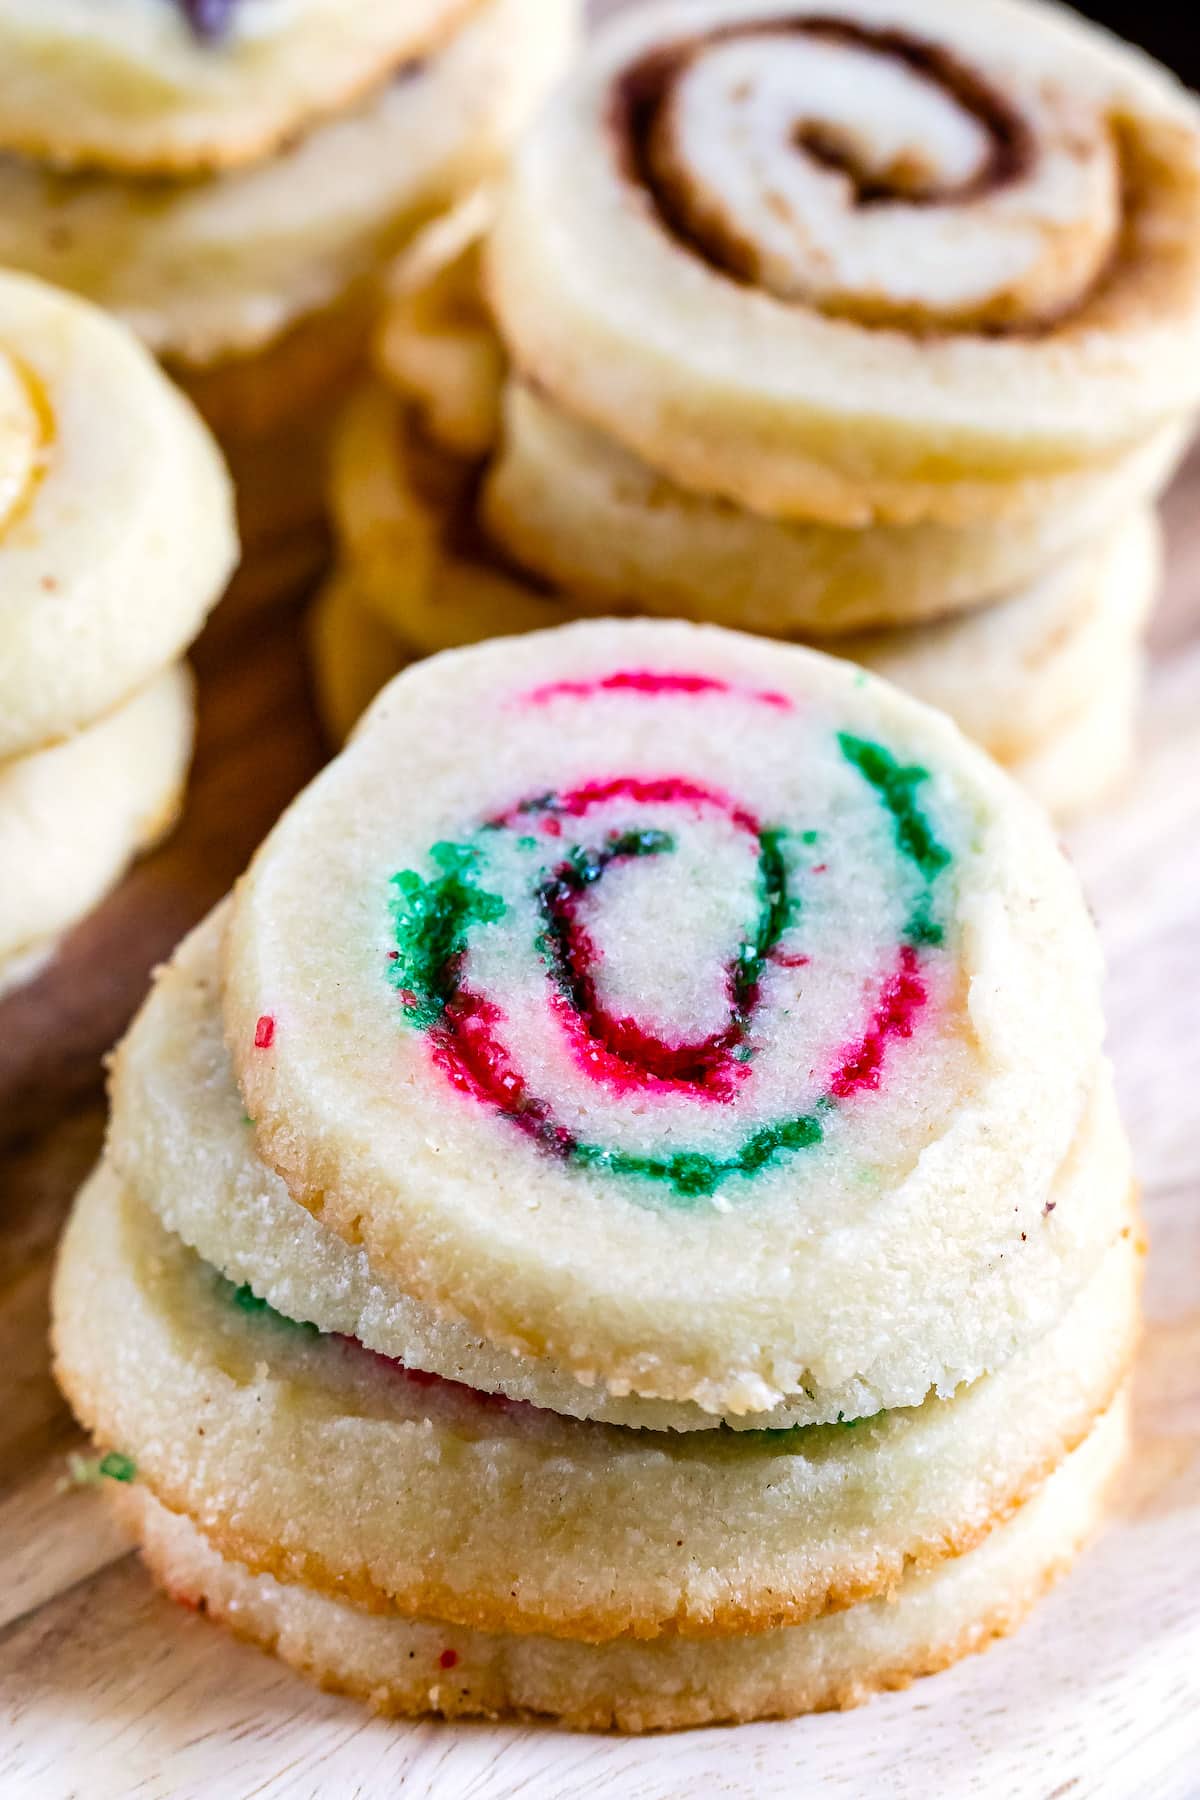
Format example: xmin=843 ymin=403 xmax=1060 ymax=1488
xmin=386 ymin=712 xmax=951 ymax=1203
xmin=226 ymin=620 xmax=1105 ymax=1417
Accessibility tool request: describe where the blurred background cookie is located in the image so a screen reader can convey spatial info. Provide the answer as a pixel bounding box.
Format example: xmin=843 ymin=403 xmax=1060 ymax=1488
xmin=0 ymin=271 xmax=234 ymax=993
xmin=0 ymin=0 xmax=580 ymax=589
xmin=0 ymin=0 xmax=477 ymax=173
xmin=0 ymin=668 xmax=195 ymax=998
xmin=309 ymin=0 xmax=1200 ymax=816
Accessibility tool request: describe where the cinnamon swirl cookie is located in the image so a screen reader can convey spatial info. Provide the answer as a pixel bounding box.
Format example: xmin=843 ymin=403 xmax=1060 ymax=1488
xmin=488 ymin=0 xmax=1200 ymax=528
xmin=225 ymin=618 xmax=1108 ymax=1418
xmin=0 ymin=0 xmax=476 ymax=175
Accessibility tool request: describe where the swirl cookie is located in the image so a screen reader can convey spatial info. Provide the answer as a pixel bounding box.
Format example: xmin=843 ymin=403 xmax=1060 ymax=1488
xmin=226 ymin=619 xmax=1109 ymax=1418
xmin=483 ymin=381 xmax=1182 ymax=635
xmin=52 ymin=1161 xmax=1139 ymax=1640
xmin=0 ymin=270 xmax=235 ymax=763
xmin=0 ymin=0 xmax=578 ymax=374
xmin=488 ymin=0 xmax=1200 ymax=527
xmin=117 ymin=1395 xmax=1127 ymax=1730
xmin=0 ymin=0 xmax=476 ymax=175
xmin=0 ymin=667 xmax=194 ymax=985
xmin=107 ymin=905 xmax=1131 ymax=1433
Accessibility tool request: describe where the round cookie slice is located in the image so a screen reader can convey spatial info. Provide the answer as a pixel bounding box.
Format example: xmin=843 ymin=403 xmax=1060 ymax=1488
xmin=0 ymin=0 xmax=476 ymax=175
xmin=482 ymin=380 xmax=1181 ymax=635
xmin=0 ymin=665 xmax=194 ymax=980
xmin=225 ymin=618 xmax=1109 ymax=1419
xmin=107 ymin=905 xmax=1132 ymax=1433
xmin=0 ymin=0 xmax=579 ymax=370
xmin=52 ymin=1162 xmax=1139 ymax=1641
xmin=116 ymin=1395 xmax=1128 ymax=1729
xmin=487 ymin=0 xmax=1200 ymax=527
xmin=0 ymin=269 xmax=235 ymax=762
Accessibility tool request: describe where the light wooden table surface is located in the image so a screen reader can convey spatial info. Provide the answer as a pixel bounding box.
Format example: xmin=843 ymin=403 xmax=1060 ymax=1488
xmin=3 ymin=10 xmax=1200 ymax=1793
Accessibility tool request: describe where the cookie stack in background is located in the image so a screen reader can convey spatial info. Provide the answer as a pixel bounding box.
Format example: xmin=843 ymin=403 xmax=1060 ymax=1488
xmin=0 ymin=0 xmax=579 ymax=596
xmin=313 ymin=0 xmax=1200 ymax=819
xmin=56 ymin=618 xmax=1141 ymax=1729
xmin=0 ymin=270 xmax=236 ymax=998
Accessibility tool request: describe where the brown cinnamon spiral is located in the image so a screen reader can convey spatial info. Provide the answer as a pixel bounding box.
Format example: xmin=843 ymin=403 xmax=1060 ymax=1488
xmin=613 ymin=16 xmax=1123 ymax=332
xmin=487 ymin=0 xmax=1200 ymax=524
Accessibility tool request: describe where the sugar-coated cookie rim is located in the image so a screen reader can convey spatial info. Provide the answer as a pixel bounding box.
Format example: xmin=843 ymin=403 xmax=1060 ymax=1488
xmin=114 ymin=1397 xmax=1127 ymax=1730
xmin=0 ymin=270 xmax=236 ymax=760
xmin=486 ymin=0 xmax=1200 ymax=524
xmin=109 ymin=902 xmax=1129 ymax=1431
xmin=51 ymin=1162 xmax=1140 ymax=1635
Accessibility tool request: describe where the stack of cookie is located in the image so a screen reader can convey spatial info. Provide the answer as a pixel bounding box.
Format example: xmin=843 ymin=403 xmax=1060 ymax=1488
xmin=56 ymin=618 xmax=1140 ymax=1729
xmin=314 ymin=0 xmax=1200 ymax=817
xmin=0 ymin=269 xmax=236 ymax=998
xmin=0 ymin=0 xmax=578 ymax=589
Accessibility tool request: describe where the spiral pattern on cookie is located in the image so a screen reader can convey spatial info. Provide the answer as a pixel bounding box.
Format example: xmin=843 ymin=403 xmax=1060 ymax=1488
xmin=613 ymin=13 xmax=1119 ymax=333
xmin=386 ymin=670 xmax=955 ymax=1203
xmin=488 ymin=0 xmax=1200 ymax=524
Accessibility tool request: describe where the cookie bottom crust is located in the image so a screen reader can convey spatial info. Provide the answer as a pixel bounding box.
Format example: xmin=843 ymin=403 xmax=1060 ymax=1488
xmin=116 ymin=1394 xmax=1127 ymax=1734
